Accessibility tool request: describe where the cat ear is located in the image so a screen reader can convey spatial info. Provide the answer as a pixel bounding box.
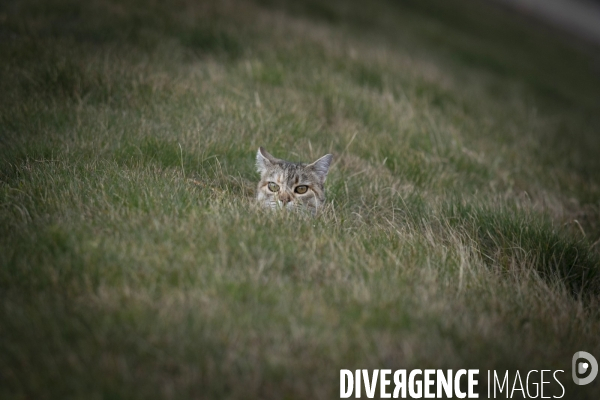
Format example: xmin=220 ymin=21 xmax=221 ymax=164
xmin=308 ymin=154 xmax=333 ymax=182
xmin=256 ymin=147 xmax=280 ymax=174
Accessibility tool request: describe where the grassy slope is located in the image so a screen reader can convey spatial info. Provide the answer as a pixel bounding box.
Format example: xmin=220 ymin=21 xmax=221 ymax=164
xmin=1 ymin=0 xmax=600 ymax=398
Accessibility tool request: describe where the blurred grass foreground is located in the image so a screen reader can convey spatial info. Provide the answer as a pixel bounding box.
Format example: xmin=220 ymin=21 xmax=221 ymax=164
xmin=1 ymin=0 xmax=600 ymax=398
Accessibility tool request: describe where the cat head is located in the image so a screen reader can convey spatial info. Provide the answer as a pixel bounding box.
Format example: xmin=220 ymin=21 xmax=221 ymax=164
xmin=256 ymin=147 xmax=333 ymax=215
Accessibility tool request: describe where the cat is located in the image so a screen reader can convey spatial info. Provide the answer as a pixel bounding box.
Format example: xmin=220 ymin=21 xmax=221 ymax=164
xmin=255 ymin=147 xmax=333 ymax=215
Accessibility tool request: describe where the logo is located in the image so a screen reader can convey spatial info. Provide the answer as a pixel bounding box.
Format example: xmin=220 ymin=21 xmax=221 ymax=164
xmin=572 ymin=351 xmax=598 ymax=385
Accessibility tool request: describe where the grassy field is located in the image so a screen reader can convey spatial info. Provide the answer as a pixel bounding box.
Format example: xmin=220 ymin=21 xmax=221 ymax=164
xmin=1 ymin=0 xmax=600 ymax=398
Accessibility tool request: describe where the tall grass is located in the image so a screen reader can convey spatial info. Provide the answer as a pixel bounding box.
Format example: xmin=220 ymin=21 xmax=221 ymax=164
xmin=1 ymin=0 xmax=599 ymax=398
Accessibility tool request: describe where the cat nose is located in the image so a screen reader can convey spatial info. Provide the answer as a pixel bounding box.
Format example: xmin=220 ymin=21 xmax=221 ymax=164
xmin=278 ymin=193 xmax=293 ymax=204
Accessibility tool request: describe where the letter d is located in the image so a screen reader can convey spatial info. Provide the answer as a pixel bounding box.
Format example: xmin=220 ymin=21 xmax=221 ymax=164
xmin=572 ymin=351 xmax=598 ymax=385
xmin=341 ymin=370 xmax=354 ymax=398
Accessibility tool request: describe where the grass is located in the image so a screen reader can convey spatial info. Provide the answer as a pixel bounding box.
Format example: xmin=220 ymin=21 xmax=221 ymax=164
xmin=1 ymin=0 xmax=600 ymax=398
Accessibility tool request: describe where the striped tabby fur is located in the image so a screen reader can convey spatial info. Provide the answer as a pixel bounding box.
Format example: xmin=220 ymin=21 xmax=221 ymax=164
xmin=255 ymin=147 xmax=333 ymax=215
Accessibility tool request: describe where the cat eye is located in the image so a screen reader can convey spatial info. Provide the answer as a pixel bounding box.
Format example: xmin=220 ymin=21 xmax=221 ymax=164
xmin=294 ymin=185 xmax=308 ymax=194
xmin=267 ymin=182 xmax=280 ymax=192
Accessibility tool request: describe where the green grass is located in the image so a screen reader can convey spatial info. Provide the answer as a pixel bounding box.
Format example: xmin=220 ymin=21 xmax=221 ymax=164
xmin=1 ymin=0 xmax=600 ymax=398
